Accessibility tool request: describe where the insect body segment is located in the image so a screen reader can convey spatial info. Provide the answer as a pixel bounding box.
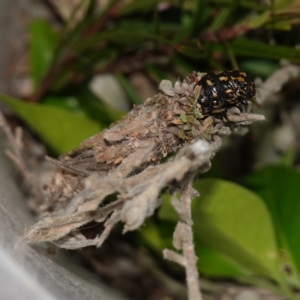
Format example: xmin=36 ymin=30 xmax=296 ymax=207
xmin=196 ymin=70 xmax=256 ymax=119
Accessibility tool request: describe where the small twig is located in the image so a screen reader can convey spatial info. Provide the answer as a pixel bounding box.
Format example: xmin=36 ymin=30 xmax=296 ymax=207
xmin=163 ymin=140 xmax=216 ymax=300
xmin=96 ymin=207 xmax=121 ymax=248
xmin=163 ymin=249 xmax=186 ymax=266
xmin=181 ymin=182 xmax=203 ymax=300
xmin=164 ymin=182 xmax=203 ymax=300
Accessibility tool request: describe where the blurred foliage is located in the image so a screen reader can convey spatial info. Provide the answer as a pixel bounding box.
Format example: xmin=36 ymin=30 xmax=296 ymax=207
xmin=140 ymin=176 xmax=300 ymax=298
xmin=0 ymin=93 xmax=101 ymax=153
xmin=3 ymin=0 xmax=300 ymax=152
xmin=1 ymin=0 xmax=300 ymax=298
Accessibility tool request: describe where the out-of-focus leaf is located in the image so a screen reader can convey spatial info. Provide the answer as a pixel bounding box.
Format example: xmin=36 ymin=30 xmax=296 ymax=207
xmin=224 ymin=38 xmax=300 ymax=61
xmin=159 ymin=179 xmax=281 ymax=281
xmin=145 ymin=64 xmax=169 ymax=81
xmin=76 ymin=87 xmax=125 ymax=125
xmin=138 ymin=214 xmax=245 ymax=278
xmin=0 ymin=93 xmax=101 ymax=154
xmin=138 ymin=219 xmax=171 ymax=252
xmin=43 ymin=92 xmax=124 ymax=127
xmin=279 ymin=147 xmax=297 ymax=167
xmin=237 ymin=0 xmax=294 ymax=29
xmin=243 ymin=166 xmax=300 ymax=286
xmin=207 ymin=0 xmax=267 ymax=11
xmin=75 ymin=30 xmax=174 ymax=53
xmin=240 ymin=60 xmax=279 ymax=78
xmin=175 ymin=44 xmax=206 ymax=59
xmin=43 ymin=96 xmax=82 ymax=113
xmin=115 ymin=73 xmax=142 ymax=105
xmin=120 ymin=0 xmax=178 ymax=15
xmin=29 ymin=20 xmax=58 ymax=88
xmin=210 ymin=8 xmax=231 ymax=31
xmin=194 ymin=239 xmax=246 ymax=278
xmin=171 ymin=56 xmax=194 ymax=74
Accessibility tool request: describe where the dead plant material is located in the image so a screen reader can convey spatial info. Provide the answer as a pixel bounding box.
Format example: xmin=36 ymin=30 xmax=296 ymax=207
xmin=21 ymin=72 xmax=263 ymax=248
xmin=1 ymin=71 xmax=264 ymax=300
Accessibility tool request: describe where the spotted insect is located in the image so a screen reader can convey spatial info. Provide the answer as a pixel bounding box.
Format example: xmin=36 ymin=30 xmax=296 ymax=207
xmin=195 ymin=70 xmax=256 ymax=119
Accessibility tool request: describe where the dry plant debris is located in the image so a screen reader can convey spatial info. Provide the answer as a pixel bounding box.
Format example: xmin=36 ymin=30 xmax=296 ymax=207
xmin=1 ymin=71 xmax=264 ymax=300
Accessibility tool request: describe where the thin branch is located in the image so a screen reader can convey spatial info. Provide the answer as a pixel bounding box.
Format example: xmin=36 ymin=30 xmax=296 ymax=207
xmin=163 ymin=249 xmax=186 ymax=266
xmin=164 ymin=180 xmax=203 ymax=300
xmin=181 ymin=181 xmax=203 ymax=300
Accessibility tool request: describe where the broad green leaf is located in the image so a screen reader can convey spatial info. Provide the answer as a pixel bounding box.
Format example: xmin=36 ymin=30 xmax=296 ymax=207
xmin=159 ymin=179 xmax=280 ymax=281
xmin=29 ymin=20 xmax=58 ymax=88
xmin=0 ymin=93 xmax=101 ymax=154
xmin=244 ymin=166 xmax=300 ymax=286
xmin=43 ymin=96 xmax=82 ymax=113
xmin=194 ymin=238 xmax=246 ymax=278
xmin=138 ymin=219 xmax=173 ymax=252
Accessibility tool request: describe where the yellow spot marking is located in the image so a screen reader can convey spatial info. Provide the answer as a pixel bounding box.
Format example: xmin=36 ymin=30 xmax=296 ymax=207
xmin=211 ymin=108 xmax=226 ymax=113
xmin=232 ymin=76 xmax=245 ymax=82
xmin=219 ymin=76 xmax=228 ymax=81
xmin=206 ymin=79 xmax=214 ymax=86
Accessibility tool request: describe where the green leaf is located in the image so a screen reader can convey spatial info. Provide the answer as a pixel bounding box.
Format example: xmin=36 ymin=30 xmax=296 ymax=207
xmin=75 ymin=87 xmax=126 ymax=125
xmin=137 ymin=219 xmax=172 ymax=252
xmin=145 ymin=64 xmax=169 ymax=81
xmin=194 ymin=239 xmax=246 ymax=278
xmin=138 ymin=215 xmax=244 ymax=278
xmin=75 ymin=29 xmax=174 ymax=53
xmin=0 ymin=93 xmax=101 ymax=154
xmin=244 ymin=166 xmax=300 ymax=286
xmin=175 ymin=44 xmax=205 ymax=59
xmin=279 ymin=147 xmax=297 ymax=167
xmin=29 ymin=20 xmax=58 ymax=88
xmin=115 ymin=73 xmax=142 ymax=105
xmin=42 ymin=96 xmax=82 ymax=113
xmin=210 ymin=7 xmax=231 ymax=31
xmin=120 ymin=0 xmax=179 ymax=15
xmin=224 ymin=37 xmax=300 ymax=61
xmin=240 ymin=60 xmax=279 ymax=78
xmin=159 ymin=179 xmax=280 ymax=281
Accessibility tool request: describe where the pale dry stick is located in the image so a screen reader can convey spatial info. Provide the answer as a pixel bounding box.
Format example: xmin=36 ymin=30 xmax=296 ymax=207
xmin=180 ymin=181 xmax=203 ymax=300
xmin=164 ymin=182 xmax=203 ymax=300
